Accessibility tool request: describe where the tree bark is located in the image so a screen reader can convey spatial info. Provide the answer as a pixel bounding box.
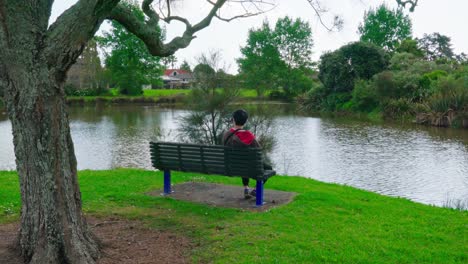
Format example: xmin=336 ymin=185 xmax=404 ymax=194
xmin=4 ymin=73 xmax=99 ymax=264
xmin=0 ymin=1 xmax=111 ymax=263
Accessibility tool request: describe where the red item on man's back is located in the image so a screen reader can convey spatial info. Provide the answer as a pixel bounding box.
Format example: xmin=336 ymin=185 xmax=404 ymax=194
xmin=230 ymin=128 xmax=255 ymax=145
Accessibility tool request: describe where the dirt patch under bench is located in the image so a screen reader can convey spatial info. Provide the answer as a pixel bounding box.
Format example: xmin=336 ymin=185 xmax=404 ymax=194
xmin=147 ymin=182 xmax=296 ymax=211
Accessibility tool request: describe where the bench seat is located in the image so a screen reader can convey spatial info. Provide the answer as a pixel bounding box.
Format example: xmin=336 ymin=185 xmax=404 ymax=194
xmin=150 ymin=141 xmax=276 ymax=206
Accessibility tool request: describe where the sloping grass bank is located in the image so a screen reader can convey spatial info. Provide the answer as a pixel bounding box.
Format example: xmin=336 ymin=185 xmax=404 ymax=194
xmin=67 ymin=89 xmax=265 ymax=105
xmin=67 ymin=89 xmax=190 ymax=105
xmin=0 ymin=169 xmax=466 ymax=263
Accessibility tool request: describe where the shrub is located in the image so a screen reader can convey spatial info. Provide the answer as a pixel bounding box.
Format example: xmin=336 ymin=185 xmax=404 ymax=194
xmin=268 ymin=90 xmax=288 ymax=100
xmin=64 ymin=84 xmax=108 ymax=96
xmin=428 ymin=76 xmax=468 ymax=113
xmin=419 ymin=70 xmax=448 ymax=95
xmin=351 ymin=80 xmax=379 ymax=112
xmin=297 ymin=85 xmax=325 ymax=111
xmin=374 ymin=69 xmax=436 ymax=102
xmin=318 ymin=41 xmax=388 ymax=94
xmin=321 ymin=92 xmax=353 ymax=112
xmin=382 ymin=98 xmax=415 ymax=119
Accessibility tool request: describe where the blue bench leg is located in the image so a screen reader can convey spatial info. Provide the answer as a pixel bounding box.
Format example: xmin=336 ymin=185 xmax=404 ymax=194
xmin=256 ymin=179 xmax=264 ymax=207
xmin=163 ymin=169 xmax=171 ymax=195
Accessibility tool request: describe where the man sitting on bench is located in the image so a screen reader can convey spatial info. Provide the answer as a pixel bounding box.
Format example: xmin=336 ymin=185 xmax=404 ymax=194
xmin=223 ymin=109 xmax=272 ymax=199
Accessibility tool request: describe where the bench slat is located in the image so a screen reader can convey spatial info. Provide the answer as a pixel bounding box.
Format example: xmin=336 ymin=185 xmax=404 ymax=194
xmin=150 ymin=141 xmax=273 ymax=180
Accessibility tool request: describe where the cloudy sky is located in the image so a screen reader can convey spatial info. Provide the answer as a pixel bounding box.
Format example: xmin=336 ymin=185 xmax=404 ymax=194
xmin=52 ymin=0 xmax=468 ymax=73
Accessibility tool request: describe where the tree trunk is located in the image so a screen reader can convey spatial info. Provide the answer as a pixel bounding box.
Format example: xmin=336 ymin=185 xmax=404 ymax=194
xmin=1 ymin=2 xmax=100 ymax=263
xmin=4 ymin=64 xmax=99 ymax=263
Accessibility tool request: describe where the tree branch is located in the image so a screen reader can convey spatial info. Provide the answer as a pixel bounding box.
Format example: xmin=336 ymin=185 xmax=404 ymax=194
xmin=142 ymin=0 xmax=160 ymax=27
xmin=108 ymin=0 xmax=231 ymax=56
xmin=396 ymin=0 xmax=418 ymax=12
xmin=209 ymin=0 xmax=276 ymax=22
xmin=306 ymin=0 xmax=342 ymax=31
xmin=108 ymin=0 xmax=278 ymax=57
xmin=44 ymin=0 xmax=120 ymax=82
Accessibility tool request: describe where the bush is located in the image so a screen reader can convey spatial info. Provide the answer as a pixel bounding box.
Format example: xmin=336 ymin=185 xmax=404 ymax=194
xmin=373 ymin=70 xmax=434 ymax=102
xmin=382 ymin=98 xmax=415 ymax=119
xmin=428 ymin=76 xmax=468 ymax=113
xmin=318 ymin=41 xmax=388 ymax=94
xmin=268 ymin=90 xmax=288 ymax=100
xmin=321 ymin=92 xmax=353 ymax=112
xmin=282 ymin=68 xmax=315 ymax=99
xmin=117 ymin=78 xmax=143 ymax=95
xmin=297 ymin=85 xmax=328 ymax=111
xmin=64 ymin=84 xmax=108 ymax=96
xmin=351 ymin=80 xmax=379 ymax=112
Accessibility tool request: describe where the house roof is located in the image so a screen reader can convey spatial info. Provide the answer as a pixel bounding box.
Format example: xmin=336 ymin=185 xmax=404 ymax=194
xmin=164 ymin=69 xmax=190 ymax=76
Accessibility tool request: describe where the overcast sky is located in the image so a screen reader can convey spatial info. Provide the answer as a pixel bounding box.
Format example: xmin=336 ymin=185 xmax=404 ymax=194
xmin=52 ymin=0 xmax=468 ymax=73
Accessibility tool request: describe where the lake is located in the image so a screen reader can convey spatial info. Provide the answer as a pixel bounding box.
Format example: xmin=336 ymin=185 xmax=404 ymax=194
xmin=0 ymin=104 xmax=467 ymax=208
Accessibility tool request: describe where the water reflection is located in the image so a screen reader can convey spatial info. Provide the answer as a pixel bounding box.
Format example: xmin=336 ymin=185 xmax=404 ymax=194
xmin=0 ymin=104 xmax=467 ymax=207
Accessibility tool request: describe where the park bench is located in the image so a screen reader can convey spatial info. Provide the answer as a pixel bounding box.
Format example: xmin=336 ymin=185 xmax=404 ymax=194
xmin=150 ymin=141 xmax=276 ymax=207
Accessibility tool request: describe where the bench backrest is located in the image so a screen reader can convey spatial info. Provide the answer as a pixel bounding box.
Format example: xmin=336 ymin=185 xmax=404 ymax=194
xmin=150 ymin=141 xmax=265 ymax=179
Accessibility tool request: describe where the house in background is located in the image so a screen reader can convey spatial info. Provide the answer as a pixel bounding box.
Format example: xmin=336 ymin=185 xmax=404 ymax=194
xmin=162 ymin=69 xmax=194 ymax=89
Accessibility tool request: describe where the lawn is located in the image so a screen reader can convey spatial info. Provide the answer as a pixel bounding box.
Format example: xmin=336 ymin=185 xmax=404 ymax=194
xmin=1 ymin=169 xmax=466 ymax=263
xmin=143 ymin=89 xmax=191 ymax=97
xmin=67 ymin=88 xmax=262 ymax=103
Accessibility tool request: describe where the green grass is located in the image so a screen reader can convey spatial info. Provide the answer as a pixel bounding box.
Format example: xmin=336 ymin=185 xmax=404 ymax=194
xmin=144 ymin=88 xmax=258 ymax=98
xmin=238 ymin=89 xmax=258 ymax=98
xmin=1 ymin=169 xmax=466 ymax=263
xmin=66 ymin=88 xmax=263 ymax=104
xmin=143 ymin=89 xmax=191 ymax=97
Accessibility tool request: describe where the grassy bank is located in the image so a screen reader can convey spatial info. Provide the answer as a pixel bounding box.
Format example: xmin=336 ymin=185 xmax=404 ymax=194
xmin=67 ymin=89 xmax=264 ymax=105
xmin=0 ymin=169 xmax=466 ymax=263
xmin=67 ymin=89 xmax=189 ymax=105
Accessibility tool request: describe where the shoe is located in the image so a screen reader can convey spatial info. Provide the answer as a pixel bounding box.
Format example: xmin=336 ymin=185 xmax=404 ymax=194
xmin=250 ymin=189 xmax=256 ymax=197
xmin=244 ymin=189 xmax=252 ymax=199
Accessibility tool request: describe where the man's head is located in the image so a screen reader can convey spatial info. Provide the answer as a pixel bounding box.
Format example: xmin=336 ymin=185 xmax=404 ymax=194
xmin=232 ymin=109 xmax=248 ymax=126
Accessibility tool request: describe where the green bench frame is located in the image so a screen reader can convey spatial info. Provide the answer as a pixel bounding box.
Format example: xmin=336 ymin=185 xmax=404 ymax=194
xmin=150 ymin=141 xmax=276 ymax=206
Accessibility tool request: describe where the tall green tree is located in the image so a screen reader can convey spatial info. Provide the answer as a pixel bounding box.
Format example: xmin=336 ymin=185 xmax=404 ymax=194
xmin=238 ymin=21 xmax=285 ymax=97
xmin=274 ymin=16 xmax=313 ymax=69
xmin=318 ymin=41 xmax=388 ymax=93
xmin=238 ymin=17 xmax=314 ymax=98
xmin=418 ymin=33 xmax=455 ymax=61
xmin=99 ymin=2 xmax=163 ymax=95
xmin=358 ymin=4 xmax=412 ymax=52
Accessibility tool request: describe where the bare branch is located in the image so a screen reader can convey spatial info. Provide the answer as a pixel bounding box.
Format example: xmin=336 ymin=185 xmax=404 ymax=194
xmin=163 ymin=15 xmax=191 ymax=28
xmin=166 ymin=0 xmax=171 ymax=17
xmin=307 ymin=0 xmax=343 ymax=32
xmin=396 ymin=0 xmax=419 ymax=12
xmin=214 ymin=1 xmax=276 ymax=22
xmin=108 ymin=0 xmax=237 ymax=56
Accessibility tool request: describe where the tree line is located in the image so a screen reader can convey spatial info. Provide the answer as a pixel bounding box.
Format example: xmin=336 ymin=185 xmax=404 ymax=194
xmin=299 ymin=4 xmax=467 ymax=128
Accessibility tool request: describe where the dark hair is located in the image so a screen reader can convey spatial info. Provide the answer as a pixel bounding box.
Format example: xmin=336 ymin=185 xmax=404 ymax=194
xmin=232 ymin=109 xmax=248 ymax=126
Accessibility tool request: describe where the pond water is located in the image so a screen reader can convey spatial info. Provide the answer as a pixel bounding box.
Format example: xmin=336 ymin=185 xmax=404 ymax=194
xmin=0 ymin=104 xmax=467 ymax=208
